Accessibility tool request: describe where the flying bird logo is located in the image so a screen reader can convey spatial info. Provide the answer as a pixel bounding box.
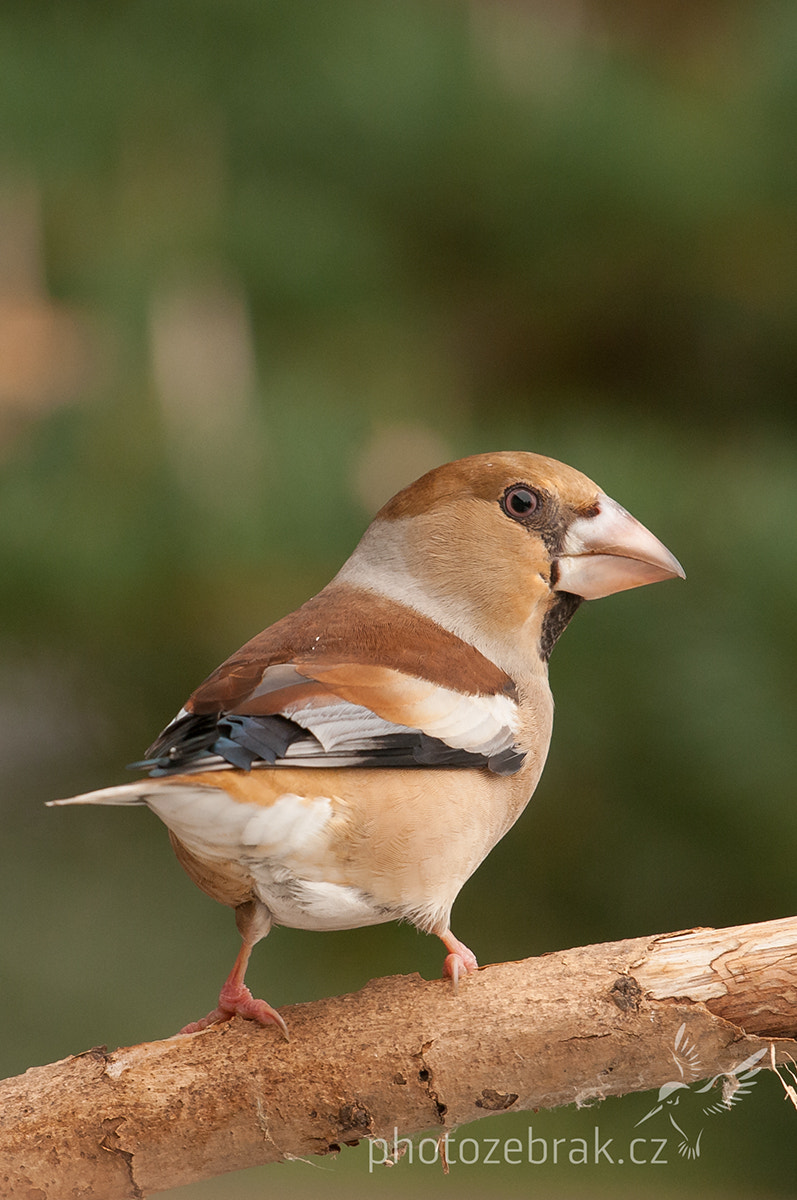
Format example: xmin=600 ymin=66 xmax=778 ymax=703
xmin=635 ymin=1023 xmax=766 ymax=1159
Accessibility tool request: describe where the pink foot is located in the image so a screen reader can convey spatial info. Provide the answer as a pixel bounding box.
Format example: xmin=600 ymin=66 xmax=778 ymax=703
xmin=439 ymin=930 xmax=479 ymax=991
xmin=179 ymin=981 xmax=289 ymax=1039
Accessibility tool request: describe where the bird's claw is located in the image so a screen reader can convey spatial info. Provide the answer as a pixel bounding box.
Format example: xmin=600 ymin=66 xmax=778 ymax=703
xmin=179 ymin=983 xmax=289 ymax=1039
xmin=440 ymin=931 xmax=479 ymax=992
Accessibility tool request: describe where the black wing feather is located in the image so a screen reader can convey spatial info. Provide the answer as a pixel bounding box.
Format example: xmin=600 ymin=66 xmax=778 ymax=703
xmin=133 ymin=710 xmax=525 ymax=776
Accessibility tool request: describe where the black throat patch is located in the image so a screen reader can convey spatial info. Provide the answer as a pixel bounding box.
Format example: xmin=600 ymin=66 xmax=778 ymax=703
xmin=539 ymin=591 xmax=583 ymax=662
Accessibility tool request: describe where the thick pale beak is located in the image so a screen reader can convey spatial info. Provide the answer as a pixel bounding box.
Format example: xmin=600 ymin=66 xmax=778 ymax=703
xmin=555 ymin=494 xmax=685 ymax=600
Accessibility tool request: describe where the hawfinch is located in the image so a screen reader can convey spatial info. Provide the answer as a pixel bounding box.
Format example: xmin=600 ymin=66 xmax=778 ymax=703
xmin=52 ymin=451 xmax=684 ymax=1037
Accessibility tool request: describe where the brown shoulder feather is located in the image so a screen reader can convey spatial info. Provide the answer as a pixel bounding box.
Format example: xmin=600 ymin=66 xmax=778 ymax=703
xmin=187 ymin=584 xmax=515 ymax=715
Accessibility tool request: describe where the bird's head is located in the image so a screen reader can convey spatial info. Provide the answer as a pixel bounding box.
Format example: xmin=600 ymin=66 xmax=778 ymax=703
xmin=337 ymin=450 xmax=684 ymax=676
xmin=634 ymin=1080 xmax=691 ymax=1126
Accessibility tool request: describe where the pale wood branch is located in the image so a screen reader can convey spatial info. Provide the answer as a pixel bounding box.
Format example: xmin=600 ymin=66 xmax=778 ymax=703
xmin=3 ymin=914 xmax=797 ymax=1198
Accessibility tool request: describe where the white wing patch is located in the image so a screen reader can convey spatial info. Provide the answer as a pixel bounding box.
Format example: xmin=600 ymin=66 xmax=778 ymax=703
xmin=405 ymin=690 xmax=518 ymax=756
xmin=282 ymin=689 xmax=518 ymax=759
xmin=281 ymin=701 xmax=409 ymax=753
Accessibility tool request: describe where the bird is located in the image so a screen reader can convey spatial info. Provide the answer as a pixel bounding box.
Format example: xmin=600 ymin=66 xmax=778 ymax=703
xmin=51 ymin=451 xmax=684 ymax=1037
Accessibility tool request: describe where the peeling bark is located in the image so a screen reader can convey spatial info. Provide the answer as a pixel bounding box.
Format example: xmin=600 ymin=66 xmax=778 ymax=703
xmin=2 ymin=914 xmax=796 ymax=1198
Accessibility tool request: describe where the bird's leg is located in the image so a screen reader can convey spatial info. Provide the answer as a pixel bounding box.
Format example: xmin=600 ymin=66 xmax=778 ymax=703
xmin=179 ymin=901 xmax=288 ymax=1038
xmin=178 ymin=939 xmax=288 ymax=1037
xmin=438 ymin=928 xmax=479 ymax=991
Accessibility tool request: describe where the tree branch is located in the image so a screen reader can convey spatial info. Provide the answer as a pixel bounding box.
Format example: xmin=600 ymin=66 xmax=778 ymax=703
xmin=4 ymin=914 xmax=797 ymax=1198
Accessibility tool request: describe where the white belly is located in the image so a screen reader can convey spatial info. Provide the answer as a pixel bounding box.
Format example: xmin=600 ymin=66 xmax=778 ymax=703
xmin=249 ymin=869 xmax=394 ymax=932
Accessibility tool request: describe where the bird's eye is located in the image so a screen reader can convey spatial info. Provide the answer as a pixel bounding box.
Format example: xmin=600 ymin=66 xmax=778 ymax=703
xmin=501 ymin=485 xmax=540 ymax=520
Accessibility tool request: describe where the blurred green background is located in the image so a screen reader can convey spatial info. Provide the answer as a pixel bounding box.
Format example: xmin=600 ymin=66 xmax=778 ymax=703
xmin=1 ymin=1 xmax=796 ymax=1196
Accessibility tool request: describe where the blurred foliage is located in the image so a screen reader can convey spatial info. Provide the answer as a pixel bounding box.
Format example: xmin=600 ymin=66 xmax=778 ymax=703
xmin=1 ymin=2 xmax=796 ymax=1197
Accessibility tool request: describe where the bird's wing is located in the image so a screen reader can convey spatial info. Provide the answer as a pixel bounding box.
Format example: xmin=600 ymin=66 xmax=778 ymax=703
xmin=140 ymin=586 xmax=525 ymax=777
xmin=697 ymin=1061 xmax=764 ymax=1114
xmin=672 ymin=1021 xmax=703 ymax=1081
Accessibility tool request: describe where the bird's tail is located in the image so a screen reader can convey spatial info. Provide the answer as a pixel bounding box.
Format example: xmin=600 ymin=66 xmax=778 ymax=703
xmin=48 ymin=783 xmax=152 ymax=807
